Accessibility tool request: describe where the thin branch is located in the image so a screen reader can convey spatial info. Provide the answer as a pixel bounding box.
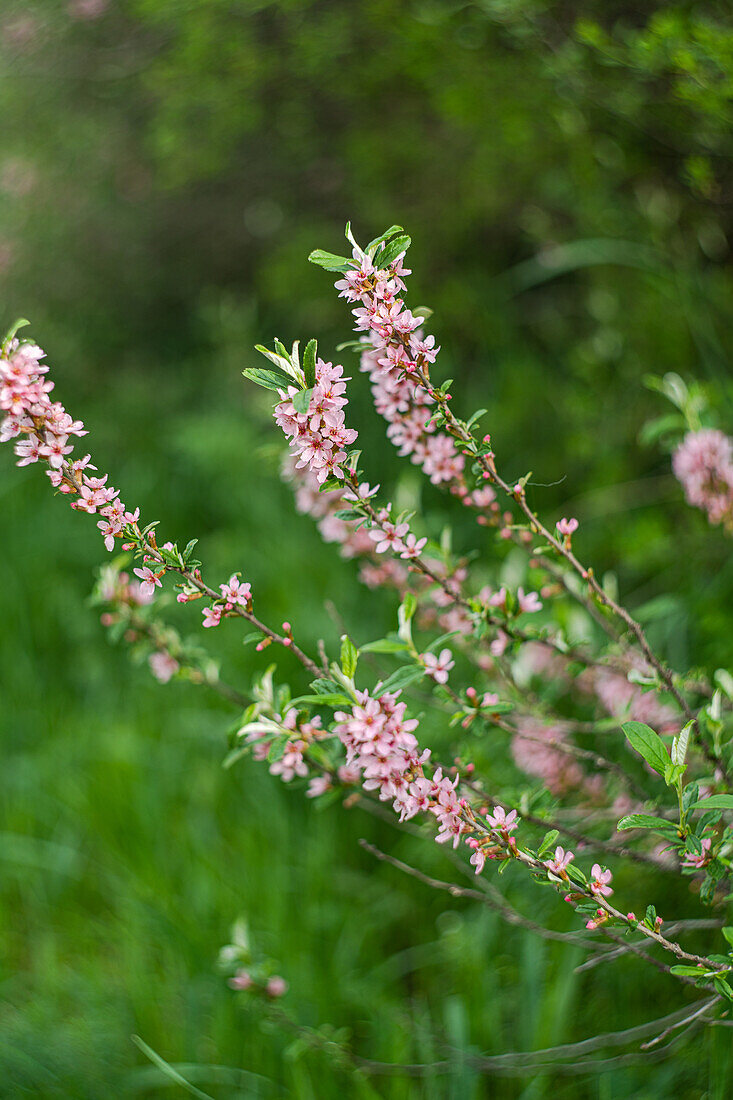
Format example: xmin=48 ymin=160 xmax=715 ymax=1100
xmin=359 ymin=840 xmax=592 ymax=948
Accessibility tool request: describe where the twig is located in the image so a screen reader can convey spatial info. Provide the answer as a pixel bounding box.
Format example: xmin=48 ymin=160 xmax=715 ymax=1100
xmin=359 ymin=840 xmax=592 ymax=948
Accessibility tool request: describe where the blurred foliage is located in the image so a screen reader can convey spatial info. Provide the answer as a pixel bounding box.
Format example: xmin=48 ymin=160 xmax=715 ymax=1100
xmin=2 ymin=1 xmax=733 ymax=1095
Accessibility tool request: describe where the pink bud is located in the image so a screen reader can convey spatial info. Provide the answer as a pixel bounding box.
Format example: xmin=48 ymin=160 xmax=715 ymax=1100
xmin=228 ymin=969 xmax=253 ymax=991
xmin=266 ymin=976 xmax=288 ymax=998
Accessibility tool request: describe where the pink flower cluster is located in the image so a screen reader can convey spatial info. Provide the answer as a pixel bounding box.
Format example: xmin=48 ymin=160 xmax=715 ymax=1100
xmin=672 ymin=428 xmax=733 ymax=530
xmin=1 ymin=337 xmax=142 ymax=554
xmin=274 ymin=358 xmax=357 ymax=483
xmin=368 ymin=505 xmax=427 ymax=559
xmin=282 ymin=455 xmax=472 ymax=625
xmin=247 ymin=708 xmax=329 ymax=784
xmin=201 ymin=573 xmax=252 ymax=628
xmin=229 ymin=970 xmax=288 ymax=998
xmin=335 ymin=247 xmax=495 ymax=510
xmin=333 ymin=689 xmax=468 ymax=848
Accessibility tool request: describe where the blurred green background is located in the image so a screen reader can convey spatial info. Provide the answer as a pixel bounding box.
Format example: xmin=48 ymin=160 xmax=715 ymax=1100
xmin=2 ymin=1 xmax=733 ymax=1096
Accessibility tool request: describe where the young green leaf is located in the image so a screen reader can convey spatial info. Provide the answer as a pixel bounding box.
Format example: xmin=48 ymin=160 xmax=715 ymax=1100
xmin=287 ymin=692 xmax=353 ymax=709
xmin=242 ymin=366 xmax=289 ymax=392
xmin=303 ymin=339 xmax=318 ymax=389
xmin=671 ymin=720 xmax=693 ymax=766
xmin=616 ymin=813 xmax=678 ymax=831
xmin=310 ymin=678 xmax=343 ymax=696
xmin=690 ymin=794 xmax=733 ymax=811
xmin=537 ymin=829 xmax=559 ymax=857
xmin=267 ymin=734 xmax=290 ymax=763
xmin=292 ymin=387 xmax=313 ymax=415
xmin=366 ymin=225 xmax=404 ymax=257
xmin=622 ymin=721 xmax=670 ymax=778
xmin=375 ymin=235 xmax=411 ymax=270
xmin=340 ymin=634 xmax=359 ymax=679
xmin=714 ymin=669 xmax=733 ymax=700
xmin=308 ymin=249 xmax=353 ymax=273
xmin=360 ymin=638 xmax=410 ymax=654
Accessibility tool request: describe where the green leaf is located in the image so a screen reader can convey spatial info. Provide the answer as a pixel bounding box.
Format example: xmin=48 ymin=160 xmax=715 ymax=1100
xmin=398 ymin=592 xmax=417 ymax=644
xmin=671 ymin=720 xmax=693 ymax=766
xmin=308 ymin=249 xmax=353 ymax=273
xmin=537 ymin=829 xmax=559 ymax=857
xmin=670 ymin=965 xmax=708 ymax=977
xmin=424 ymin=630 xmax=461 ymax=653
xmin=690 ymin=795 xmax=733 ymax=811
xmin=622 ymin=721 xmax=670 ymax=778
xmin=2 ymin=317 xmax=30 ymax=349
xmin=360 ymin=638 xmax=410 ymax=654
xmin=366 ymin=225 xmax=403 ymax=257
xmin=242 ymin=366 xmax=289 ymax=392
xmin=132 ymin=1036 xmax=216 ymax=1100
xmin=722 ymin=927 xmax=733 ymax=948
xmin=480 ymin=701 xmax=514 ymax=716
xmin=714 ymin=976 xmax=733 ymax=1000
xmin=400 ymin=592 xmax=417 ymax=623
xmin=340 ymin=635 xmax=359 ymax=679
xmin=267 ymin=734 xmax=290 ymax=763
xmin=466 ymin=408 xmax=488 ymax=431
xmin=565 ymin=864 xmax=587 ymax=887
xmin=682 ymin=783 xmax=700 ymax=813
xmin=287 ymin=693 xmax=352 ymax=709
xmin=292 ymin=387 xmax=313 ymax=416
xmin=182 ymin=538 xmax=198 ymax=562
xmin=332 ymin=509 xmax=362 ymax=522
xmin=714 ymin=669 xmax=733 ymax=700
xmin=377 ymin=664 xmax=425 ymax=695
xmin=375 ymin=235 xmax=411 ymax=270
xmin=309 ymin=678 xmax=342 ymax=696
xmin=303 ymin=339 xmax=317 ymax=389
xmin=616 ymin=813 xmax=677 ymax=831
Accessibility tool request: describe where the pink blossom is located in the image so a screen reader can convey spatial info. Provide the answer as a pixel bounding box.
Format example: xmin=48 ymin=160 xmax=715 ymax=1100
xmin=517 ymin=587 xmax=542 ymax=614
xmin=202 ymin=605 xmax=223 ymax=628
xmin=422 ymin=648 xmax=455 ymax=684
xmin=544 ymin=846 xmax=574 ymax=875
xmin=306 ymin=775 xmax=332 ymax=798
xmin=369 ymin=521 xmax=409 ymax=554
xmin=266 ymin=976 xmax=288 ymax=998
xmin=229 ymin=970 xmax=253 ymax=991
xmin=485 ymin=805 xmax=518 ymax=834
xmin=220 ymin=574 xmax=251 ymax=607
xmin=399 ymin=532 xmax=427 ymax=559
xmin=589 ymin=863 xmax=613 ymax=897
xmin=133 ymin=566 xmax=162 ymax=599
xmin=467 ymin=838 xmax=486 ymax=875
xmin=673 ymin=429 xmax=733 ymax=529
xmin=557 ymin=517 xmax=579 ymax=537
xmin=148 ymin=651 xmax=179 ymax=683
xmin=681 ymin=837 xmax=711 ymax=869
xmin=487 ymin=587 xmax=508 ymax=610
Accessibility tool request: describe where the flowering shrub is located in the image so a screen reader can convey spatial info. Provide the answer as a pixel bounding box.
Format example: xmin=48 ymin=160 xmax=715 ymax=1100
xmin=4 ymin=224 xmax=733 ymax=1055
